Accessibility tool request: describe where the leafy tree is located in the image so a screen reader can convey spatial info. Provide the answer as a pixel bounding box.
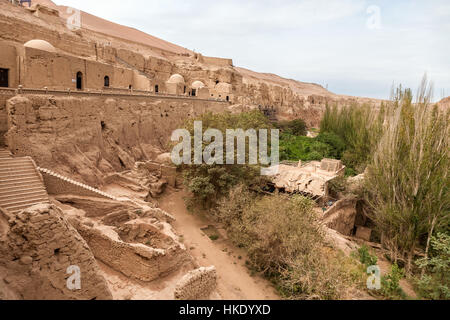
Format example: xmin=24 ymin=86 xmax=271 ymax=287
xmin=179 ymin=110 xmax=272 ymax=208
xmin=277 ymin=119 xmax=308 ymax=136
xmin=364 ymin=80 xmax=449 ymax=273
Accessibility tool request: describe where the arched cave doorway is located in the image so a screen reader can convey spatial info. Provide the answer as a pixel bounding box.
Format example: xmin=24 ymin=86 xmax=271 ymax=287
xmin=155 ymin=85 xmax=159 ymax=93
xmin=76 ymin=71 xmax=83 ymax=90
xmin=104 ymin=76 xmax=110 ymax=87
xmin=191 ymin=89 xmax=196 ymax=96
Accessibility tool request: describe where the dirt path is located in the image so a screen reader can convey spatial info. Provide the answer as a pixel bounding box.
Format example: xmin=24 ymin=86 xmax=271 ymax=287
xmin=159 ymin=190 xmax=279 ymax=300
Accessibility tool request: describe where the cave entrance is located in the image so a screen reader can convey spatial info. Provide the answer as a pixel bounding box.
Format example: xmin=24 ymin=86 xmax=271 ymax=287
xmin=191 ymin=89 xmax=196 ymax=96
xmin=0 ymin=69 xmax=9 ymax=88
xmin=155 ymin=85 xmax=159 ymax=93
xmin=76 ymin=71 xmax=83 ymax=90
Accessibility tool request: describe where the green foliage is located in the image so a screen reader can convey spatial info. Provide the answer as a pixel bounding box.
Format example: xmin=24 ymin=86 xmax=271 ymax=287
xmin=353 ymin=245 xmax=378 ymax=267
xmin=320 ymin=103 xmax=384 ymax=172
xmin=279 ymin=131 xmax=346 ymax=162
xmin=364 ymin=80 xmax=450 ymax=272
xmin=415 ymin=233 xmax=450 ymax=300
xmin=215 ymin=186 xmax=358 ymax=299
xmin=316 ymin=132 xmax=346 ymax=159
xmin=276 ymin=119 xmax=308 ymax=136
xmin=380 ymin=264 xmax=406 ymax=299
xmin=180 ymin=111 xmax=272 ymax=209
xmin=344 ymin=167 xmax=357 ymax=177
xmin=279 ymin=134 xmax=332 ymax=161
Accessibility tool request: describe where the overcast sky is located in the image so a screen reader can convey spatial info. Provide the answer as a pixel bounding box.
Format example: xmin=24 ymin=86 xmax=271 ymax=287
xmin=54 ymin=0 xmax=450 ymax=101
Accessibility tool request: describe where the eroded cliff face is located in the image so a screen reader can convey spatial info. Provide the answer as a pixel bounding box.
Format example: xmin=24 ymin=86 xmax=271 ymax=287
xmin=5 ymin=95 xmax=229 ymax=185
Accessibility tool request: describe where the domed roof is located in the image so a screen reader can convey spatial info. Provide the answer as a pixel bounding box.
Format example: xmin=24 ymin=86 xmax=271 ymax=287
xmin=167 ymin=74 xmax=185 ymax=84
xmin=215 ymin=82 xmax=232 ymax=93
xmin=24 ymin=39 xmax=56 ymax=53
xmin=191 ymin=80 xmax=205 ymax=89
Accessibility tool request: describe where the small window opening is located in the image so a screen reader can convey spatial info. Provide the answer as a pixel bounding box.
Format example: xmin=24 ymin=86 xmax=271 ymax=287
xmin=0 ymin=68 xmax=9 ymax=87
xmin=76 ymin=71 xmax=83 ymax=90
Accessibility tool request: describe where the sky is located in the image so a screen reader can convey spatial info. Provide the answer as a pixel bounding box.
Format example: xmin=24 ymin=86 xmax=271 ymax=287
xmin=54 ymin=0 xmax=450 ymax=101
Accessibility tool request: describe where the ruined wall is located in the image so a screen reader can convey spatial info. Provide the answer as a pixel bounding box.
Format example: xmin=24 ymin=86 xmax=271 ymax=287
xmin=0 ymin=204 xmax=112 ymax=300
xmin=5 ymin=94 xmax=228 ymax=185
xmin=73 ymin=221 xmax=191 ymax=282
xmin=322 ymin=197 xmax=357 ymax=236
xmin=174 ymin=266 xmax=217 ymax=300
xmin=40 ymin=169 xmax=116 ymax=200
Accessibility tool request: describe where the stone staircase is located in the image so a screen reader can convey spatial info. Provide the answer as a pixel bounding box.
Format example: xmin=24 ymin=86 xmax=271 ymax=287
xmin=0 ymin=150 xmax=50 ymax=214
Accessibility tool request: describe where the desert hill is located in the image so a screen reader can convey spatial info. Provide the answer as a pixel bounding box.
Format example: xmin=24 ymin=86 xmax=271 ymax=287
xmin=32 ymin=0 xmax=344 ymax=99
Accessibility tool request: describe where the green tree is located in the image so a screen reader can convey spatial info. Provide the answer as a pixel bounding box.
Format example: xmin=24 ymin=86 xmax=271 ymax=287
xmin=277 ymin=119 xmax=308 ymax=136
xmin=179 ymin=110 xmax=272 ymax=209
xmin=364 ymin=79 xmax=450 ymax=273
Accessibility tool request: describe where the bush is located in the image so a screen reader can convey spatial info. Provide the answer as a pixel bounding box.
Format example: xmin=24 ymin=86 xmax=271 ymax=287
xmin=279 ymin=134 xmax=334 ymax=162
xmin=316 ymin=132 xmax=346 ymax=159
xmin=353 ymin=245 xmax=378 ymax=267
xmin=215 ymin=187 xmax=358 ymax=299
xmin=279 ymin=131 xmax=347 ymax=163
xmin=380 ymin=264 xmax=406 ymax=299
xmin=415 ymin=233 xmax=450 ymax=300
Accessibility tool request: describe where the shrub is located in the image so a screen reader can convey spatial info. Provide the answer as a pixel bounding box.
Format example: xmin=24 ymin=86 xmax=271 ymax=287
xmin=415 ymin=233 xmax=450 ymax=300
xmin=316 ymin=132 xmax=346 ymax=159
xmin=215 ymin=187 xmax=357 ymax=299
xmin=352 ymin=245 xmax=378 ymax=267
xmin=279 ymin=134 xmax=334 ymax=162
xmin=380 ymin=263 xmax=406 ymax=299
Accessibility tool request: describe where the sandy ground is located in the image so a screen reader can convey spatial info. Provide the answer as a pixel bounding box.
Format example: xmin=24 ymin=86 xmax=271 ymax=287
xmin=158 ymin=190 xmax=279 ymax=300
xmin=101 ymin=184 xmax=279 ymax=300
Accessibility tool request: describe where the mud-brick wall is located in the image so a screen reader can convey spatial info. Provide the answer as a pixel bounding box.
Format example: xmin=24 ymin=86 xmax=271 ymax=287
xmin=0 ymin=204 xmax=112 ymax=300
xmin=174 ymin=266 xmax=217 ymax=300
xmin=40 ymin=171 xmax=110 ymax=198
xmin=74 ymin=222 xmax=191 ymax=282
xmin=323 ymin=198 xmax=357 ymax=236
